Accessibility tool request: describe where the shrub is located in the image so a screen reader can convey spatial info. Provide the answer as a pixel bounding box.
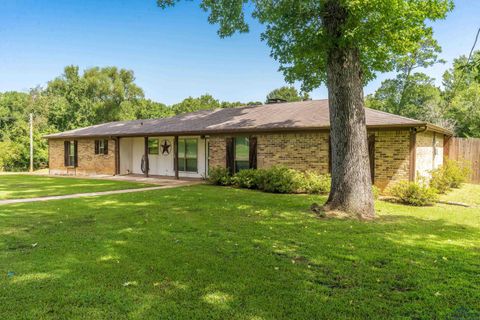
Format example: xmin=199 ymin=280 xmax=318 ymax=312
xmin=443 ymin=159 xmax=471 ymax=188
xmin=429 ymin=167 xmax=451 ymax=194
xmin=389 ymin=181 xmax=438 ymax=206
xmin=231 ymin=169 xmax=260 ymax=189
xmin=256 ymin=166 xmax=303 ymax=193
xmin=429 ymin=160 xmax=471 ymax=193
xmin=301 ymin=171 xmax=331 ymax=194
xmin=208 ymin=166 xmax=232 ymax=186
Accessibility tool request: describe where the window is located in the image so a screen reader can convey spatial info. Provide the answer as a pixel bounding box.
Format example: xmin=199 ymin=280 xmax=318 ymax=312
xmin=95 ymin=140 xmax=108 ymax=155
xmin=148 ymin=138 xmax=159 ymax=155
xmin=235 ymin=137 xmax=249 ymax=172
xmin=178 ymin=138 xmax=197 ymax=172
xmin=64 ymin=140 xmax=77 ymax=167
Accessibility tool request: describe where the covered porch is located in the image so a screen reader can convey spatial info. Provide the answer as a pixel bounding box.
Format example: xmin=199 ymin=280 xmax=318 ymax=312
xmin=117 ymin=135 xmax=209 ymax=179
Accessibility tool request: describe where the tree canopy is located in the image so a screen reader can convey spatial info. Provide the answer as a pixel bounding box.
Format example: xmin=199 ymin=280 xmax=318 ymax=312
xmin=158 ymin=0 xmax=452 ymax=91
xmin=266 ymin=86 xmax=309 ymax=103
xmin=367 ymin=50 xmax=480 ymax=137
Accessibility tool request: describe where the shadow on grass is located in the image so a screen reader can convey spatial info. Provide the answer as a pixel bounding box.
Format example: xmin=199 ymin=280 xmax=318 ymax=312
xmin=0 ymin=185 xmax=479 ymax=319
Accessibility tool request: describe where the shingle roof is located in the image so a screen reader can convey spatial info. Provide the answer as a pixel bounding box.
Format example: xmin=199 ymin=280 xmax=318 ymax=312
xmin=44 ymin=99 xmax=451 ymax=139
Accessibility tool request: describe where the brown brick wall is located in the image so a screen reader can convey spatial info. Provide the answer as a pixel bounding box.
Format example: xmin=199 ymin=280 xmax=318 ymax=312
xmin=208 ymin=130 xmax=412 ymax=190
xmin=257 ymin=132 xmax=330 ymax=173
xmin=208 ymin=132 xmax=329 ymax=173
xmin=372 ymin=130 xmax=411 ymax=190
xmin=49 ymin=139 xmax=116 ymax=176
xmin=208 ymin=135 xmax=227 ymax=169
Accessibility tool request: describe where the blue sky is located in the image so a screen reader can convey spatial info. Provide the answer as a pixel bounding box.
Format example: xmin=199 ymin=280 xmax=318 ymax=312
xmin=0 ymin=0 xmax=479 ymax=104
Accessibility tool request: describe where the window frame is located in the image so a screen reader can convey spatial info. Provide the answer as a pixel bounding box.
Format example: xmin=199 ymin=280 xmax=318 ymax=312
xmin=95 ymin=139 xmax=108 ymax=155
xmin=148 ymin=138 xmax=159 ymax=155
xmin=234 ymin=136 xmax=250 ymax=173
xmin=178 ymin=138 xmax=198 ymax=173
xmin=65 ymin=140 xmax=77 ymax=167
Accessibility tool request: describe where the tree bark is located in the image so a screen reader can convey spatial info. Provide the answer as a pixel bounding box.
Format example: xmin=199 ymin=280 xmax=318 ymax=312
xmin=323 ymin=1 xmax=375 ymax=219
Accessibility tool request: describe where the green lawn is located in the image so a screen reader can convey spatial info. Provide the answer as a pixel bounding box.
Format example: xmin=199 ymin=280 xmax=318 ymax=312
xmin=0 ymin=174 xmax=151 ymax=200
xmin=0 ymin=183 xmax=479 ymax=319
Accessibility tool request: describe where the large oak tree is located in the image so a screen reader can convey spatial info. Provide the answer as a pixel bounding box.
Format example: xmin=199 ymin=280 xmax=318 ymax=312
xmin=157 ymin=0 xmax=452 ymax=218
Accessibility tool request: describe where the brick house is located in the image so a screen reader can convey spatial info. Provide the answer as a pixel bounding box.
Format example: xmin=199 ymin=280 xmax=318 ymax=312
xmin=45 ymin=100 xmax=452 ymax=190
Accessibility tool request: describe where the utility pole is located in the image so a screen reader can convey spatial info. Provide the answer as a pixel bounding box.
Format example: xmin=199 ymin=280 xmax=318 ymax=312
xmin=29 ymin=113 xmax=33 ymax=173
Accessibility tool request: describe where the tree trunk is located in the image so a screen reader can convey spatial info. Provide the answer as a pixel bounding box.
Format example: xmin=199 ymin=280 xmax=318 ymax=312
xmin=323 ymin=1 xmax=375 ymax=219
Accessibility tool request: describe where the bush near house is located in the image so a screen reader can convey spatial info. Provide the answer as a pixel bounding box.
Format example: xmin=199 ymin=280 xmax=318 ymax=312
xmin=207 ymin=166 xmax=232 ymax=186
xmin=209 ymin=166 xmax=332 ymax=195
xmin=430 ymin=159 xmax=471 ymax=193
xmin=389 ymin=181 xmax=439 ymax=206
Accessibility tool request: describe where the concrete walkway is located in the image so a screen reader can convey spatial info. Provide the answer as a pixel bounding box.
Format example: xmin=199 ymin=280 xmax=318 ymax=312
xmin=0 ymin=184 xmax=195 ymax=206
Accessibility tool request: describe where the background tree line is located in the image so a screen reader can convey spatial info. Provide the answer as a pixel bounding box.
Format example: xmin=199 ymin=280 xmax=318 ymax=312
xmin=0 ymin=65 xmax=306 ymax=171
xmin=1 ymin=47 xmax=478 ymax=172
xmin=366 ymin=49 xmax=480 ymax=138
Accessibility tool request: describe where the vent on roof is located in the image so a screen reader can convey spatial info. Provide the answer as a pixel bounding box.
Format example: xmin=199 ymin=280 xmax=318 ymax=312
xmin=266 ymin=98 xmax=288 ymax=104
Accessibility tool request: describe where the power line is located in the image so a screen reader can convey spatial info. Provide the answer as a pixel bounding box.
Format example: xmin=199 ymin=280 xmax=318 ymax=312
xmin=451 ymin=27 xmax=480 ymax=97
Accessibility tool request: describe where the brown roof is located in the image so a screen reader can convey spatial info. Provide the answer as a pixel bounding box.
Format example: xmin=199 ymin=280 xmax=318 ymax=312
xmin=45 ymin=99 xmax=452 ymax=139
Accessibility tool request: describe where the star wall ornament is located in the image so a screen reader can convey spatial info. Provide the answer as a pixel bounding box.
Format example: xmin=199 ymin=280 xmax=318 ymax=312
xmin=161 ymin=140 xmax=171 ymax=155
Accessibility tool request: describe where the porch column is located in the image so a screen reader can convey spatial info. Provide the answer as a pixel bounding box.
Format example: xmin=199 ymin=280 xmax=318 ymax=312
xmin=144 ymin=136 xmax=149 ymax=177
xmin=174 ymin=136 xmax=179 ymax=180
xmin=115 ymin=137 xmax=121 ymax=175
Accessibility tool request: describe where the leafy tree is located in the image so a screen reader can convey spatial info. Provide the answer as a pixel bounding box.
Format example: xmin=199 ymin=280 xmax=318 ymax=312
xmin=134 ymin=99 xmax=173 ymax=119
xmin=171 ymin=94 xmax=221 ymax=114
xmin=448 ymin=83 xmax=480 ymax=137
xmin=0 ymin=90 xmax=53 ymax=170
xmin=366 ymin=73 xmax=453 ymax=129
xmin=157 ymin=0 xmax=453 ymax=218
xmin=266 ymin=86 xmax=309 ymax=103
xmin=46 ymin=65 xmax=145 ymax=130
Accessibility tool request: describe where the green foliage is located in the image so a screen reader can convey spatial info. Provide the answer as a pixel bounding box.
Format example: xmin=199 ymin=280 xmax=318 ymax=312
xmin=158 ymin=0 xmax=453 ymax=91
xmin=134 ymin=99 xmax=173 ymax=120
xmin=301 ymin=171 xmax=331 ymax=194
xmin=448 ymin=82 xmax=480 ymax=137
xmin=46 ymin=66 xmax=145 ymax=130
xmin=171 ymin=94 xmax=221 ymax=115
xmin=365 ymin=73 xmax=451 ymax=128
xmin=0 ymin=141 xmax=19 ymax=171
xmin=207 ymin=166 xmax=232 ymax=186
xmin=430 ymin=160 xmax=471 ymax=193
xmin=231 ymin=169 xmax=260 ymax=189
xmin=255 ymin=166 xmax=303 ymax=194
xmin=389 ymin=181 xmax=438 ymax=206
xmin=266 ymin=86 xmax=309 ymax=103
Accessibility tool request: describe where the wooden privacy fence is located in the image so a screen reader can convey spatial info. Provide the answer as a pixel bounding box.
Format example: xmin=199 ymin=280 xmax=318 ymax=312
xmin=444 ymin=137 xmax=480 ymax=184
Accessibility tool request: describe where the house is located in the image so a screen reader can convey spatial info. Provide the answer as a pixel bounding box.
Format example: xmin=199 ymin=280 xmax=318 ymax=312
xmin=45 ymin=100 xmax=453 ymax=190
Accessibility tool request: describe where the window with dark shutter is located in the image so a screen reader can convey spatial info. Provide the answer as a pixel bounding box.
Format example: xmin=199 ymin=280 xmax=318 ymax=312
xmin=226 ymin=137 xmax=234 ymax=175
xmin=65 ymin=140 xmax=78 ymax=167
xmin=64 ymin=141 xmax=70 ymax=166
xmin=73 ymin=140 xmax=78 ymax=167
xmin=95 ymin=139 xmax=109 ymax=155
xmin=249 ymin=137 xmax=257 ymax=169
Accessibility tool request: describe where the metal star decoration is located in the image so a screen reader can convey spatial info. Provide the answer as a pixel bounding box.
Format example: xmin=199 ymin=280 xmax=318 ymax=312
xmin=161 ymin=140 xmax=171 ymax=155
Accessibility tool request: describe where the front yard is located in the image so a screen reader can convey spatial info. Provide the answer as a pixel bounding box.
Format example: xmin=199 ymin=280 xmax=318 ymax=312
xmin=0 ymin=174 xmax=150 ymax=199
xmin=0 ymin=176 xmax=479 ymax=319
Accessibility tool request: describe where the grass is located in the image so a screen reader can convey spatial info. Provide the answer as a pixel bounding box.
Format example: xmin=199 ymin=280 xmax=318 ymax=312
xmin=0 ymin=174 xmax=151 ymax=200
xmin=0 ymin=182 xmax=479 ymax=319
xmin=439 ymin=183 xmax=480 ymax=206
